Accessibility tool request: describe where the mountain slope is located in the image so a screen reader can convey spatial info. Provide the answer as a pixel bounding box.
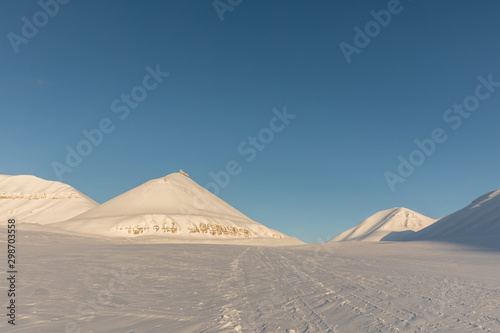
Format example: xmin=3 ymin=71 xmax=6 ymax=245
xmin=411 ymin=190 xmax=500 ymax=241
xmin=330 ymin=207 xmax=436 ymax=242
xmin=0 ymin=174 xmax=98 ymax=224
xmin=53 ymin=172 xmax=297 ymax=243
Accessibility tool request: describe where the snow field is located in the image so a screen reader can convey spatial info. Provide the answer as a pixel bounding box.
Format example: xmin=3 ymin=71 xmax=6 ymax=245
xmin=1 ymin=228 xmax=499 ymax=333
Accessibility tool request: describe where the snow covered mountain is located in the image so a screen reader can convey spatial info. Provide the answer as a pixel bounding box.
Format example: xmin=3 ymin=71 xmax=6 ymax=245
xmin=0 ymin=174 xmax=97 ymax=224
xmin=410 ymin=189 xmax=500 ymax=241
xmin=330 ymin=207 xmax=436 ymax=242
xmin=53 ymin=172 xmax=298 ymax=243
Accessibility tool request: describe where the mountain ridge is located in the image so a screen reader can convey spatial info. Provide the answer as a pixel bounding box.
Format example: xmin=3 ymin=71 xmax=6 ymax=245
xmin=330 ymin=207 xmax=436 ymax=242
xmin=409 ymin=189 xmax=500 ymax=241
xmin=52 ymin=172 xmax=300 ymax=244
xmin=0 ymin=174 xmax=98 ymax=224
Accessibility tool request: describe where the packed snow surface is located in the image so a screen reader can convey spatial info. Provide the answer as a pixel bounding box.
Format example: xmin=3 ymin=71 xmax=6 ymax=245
xmin=2 ymin=227 xmax=499 ymax=332
xmin=330 ymin=207 xmax=436 ymax=242
xmin=0 ymin=174 xmax=97 ymax=224
xmin=52 ymin=173 xmax=294 ymax=242
xmin=411 ymin=189 xmax=500 ymax=241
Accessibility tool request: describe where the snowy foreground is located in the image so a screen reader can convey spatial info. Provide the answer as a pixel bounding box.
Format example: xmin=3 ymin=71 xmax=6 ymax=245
xmin=2 ymin=228 xmax=500 ymax=333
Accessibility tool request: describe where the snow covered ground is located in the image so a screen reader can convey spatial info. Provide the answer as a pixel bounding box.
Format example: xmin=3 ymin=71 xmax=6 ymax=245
xmin=2 ymin=227 xmax=499 ymax=333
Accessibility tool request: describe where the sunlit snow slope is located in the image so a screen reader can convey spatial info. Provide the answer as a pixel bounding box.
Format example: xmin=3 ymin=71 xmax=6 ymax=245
xmin=0 ymin=174 xmax=97 ymax=224
xmin=330 ymin=207 xmax=436 ymax=242
xmin=412 ymin=189 xmax=500 ymax=240
xmin=54 ymin=172 xmax=294 ymax=241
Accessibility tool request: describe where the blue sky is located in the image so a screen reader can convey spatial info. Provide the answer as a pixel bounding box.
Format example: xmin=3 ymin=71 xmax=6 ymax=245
xmin=1 ymin=0 xmax=500 ymax=243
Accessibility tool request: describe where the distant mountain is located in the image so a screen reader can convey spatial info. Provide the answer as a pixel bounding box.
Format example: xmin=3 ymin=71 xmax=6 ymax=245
xmin=53 ymin=172 xmax=299 ymax=243
xmin=0 ymin=174 xmax=97 ymax=224
xmin=330 ymin=207 xmax=436 ymax=242
xmin=410 ymin=190 xmax=500 ymax=241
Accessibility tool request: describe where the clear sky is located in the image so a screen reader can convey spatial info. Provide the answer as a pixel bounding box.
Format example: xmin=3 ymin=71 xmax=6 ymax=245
xmin=1 ymin=0 xmax=500 ymax=243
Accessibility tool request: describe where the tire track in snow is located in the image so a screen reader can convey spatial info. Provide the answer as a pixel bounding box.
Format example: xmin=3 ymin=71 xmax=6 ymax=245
xmin=200 ymin=247 xmax=250 ymax=333
xmin=243 ymin=247 xmax=337 ymax=332
xmin=213 ymin=246 xmax=336 ymax=332
xmin=200 ymin=245 xmax=500 ymax=333
xmin=285 ymin=248 xmax=500 ymax=333
xmin=270 ymin=249 xmax=401 ymax=333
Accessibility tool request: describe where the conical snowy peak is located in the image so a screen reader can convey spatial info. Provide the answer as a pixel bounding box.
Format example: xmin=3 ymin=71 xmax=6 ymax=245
xmin=75 ymin=173 xmax=250 ymax=221
xmin=412 ymin=189 xmax=500 ymax=241
xmin=0 ymin=174 xmax=97 ymax=224
xmin=330 ymin=207 xmax=436 ymax=242
xmin=54 ymin=172 xmax=295 ymax=242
